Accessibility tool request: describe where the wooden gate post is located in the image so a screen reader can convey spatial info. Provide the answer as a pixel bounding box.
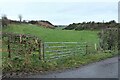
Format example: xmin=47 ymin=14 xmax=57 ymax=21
xmin=8 ymin=36 xmax=11 ymax=58
xmin=85 ymin=43 xmax=88 ymax=55
xmin=42 ymin=42 xmax=45 ymax=61
xmin=38 ymin=40 xmax=41 ymax=60
xmin=39 ymin=42 xmax=45 ymax=61
xmin=95 ymin=43 xmax=97 ymax=51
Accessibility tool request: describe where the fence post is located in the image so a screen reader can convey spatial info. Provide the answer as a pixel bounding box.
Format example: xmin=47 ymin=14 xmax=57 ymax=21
xmin=8 ymin=36 xmax=11 ymax=58
xmin=95 ymin=43 xmax=97 ymax=50
xmin=42 ymin=42 xmax=45 ymax=61
xmin=85 ymin=43 xmax=88 ymax=55
xmin=24 ymin=37 xmax=28 ymax=64
xmin=38 ymin=40 xmax=41 ymax=60
xmin=77 ymin=42 xmax=80 ymax=54
xmin=40 ymin=42 xmax=45 ymax=61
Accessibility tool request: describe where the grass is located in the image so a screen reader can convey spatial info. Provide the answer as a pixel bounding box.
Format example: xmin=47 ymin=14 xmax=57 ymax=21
xmin=2 ymin=51 xmax=117 ymax=75
xmin=3 ymin=24 xmax=99 ymax=44
xmin=2 ymin=24 xmax=117 ymax=77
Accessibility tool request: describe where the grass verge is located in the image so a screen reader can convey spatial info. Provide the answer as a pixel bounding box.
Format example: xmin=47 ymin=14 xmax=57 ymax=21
xmin=2 ymin=50 xmax=117 ymax=77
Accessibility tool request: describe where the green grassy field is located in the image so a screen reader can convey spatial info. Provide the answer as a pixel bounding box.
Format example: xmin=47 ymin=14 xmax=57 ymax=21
xmin=3 ymin=24 xmax=99 ymax=44
xmin=2 ymin=24 xmax=117 ymax=77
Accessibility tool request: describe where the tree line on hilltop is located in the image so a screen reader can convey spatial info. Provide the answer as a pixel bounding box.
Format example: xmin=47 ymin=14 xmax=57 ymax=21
xmin=63 ymin=20 xmax=119 ymax=30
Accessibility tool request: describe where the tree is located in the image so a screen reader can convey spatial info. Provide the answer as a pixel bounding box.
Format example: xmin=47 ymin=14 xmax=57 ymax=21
xmin=1 ymin=14 xmax=8 ymax=27
xmin=18 ymin=14 xmax=22 ymax=23
xmin=98 ymin=28 xmax=118 ymax=50
xmin=109 ymin=20 xmax=116 ymax=24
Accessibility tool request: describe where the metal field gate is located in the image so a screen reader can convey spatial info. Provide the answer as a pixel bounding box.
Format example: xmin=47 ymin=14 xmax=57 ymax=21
xmin=44 ymin=42 xmax=89 ymax=62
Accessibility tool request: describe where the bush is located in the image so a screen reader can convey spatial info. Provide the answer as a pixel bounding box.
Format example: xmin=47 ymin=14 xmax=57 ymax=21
xmin=98 ymin=28 xmax=118 ymax=50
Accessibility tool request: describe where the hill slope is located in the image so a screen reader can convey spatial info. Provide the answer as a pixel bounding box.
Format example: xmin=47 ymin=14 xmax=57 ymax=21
xmin=28 ymin=20 xmax=55 ymax=29
xmin=3 ymin=24 xmax=99 ymax=44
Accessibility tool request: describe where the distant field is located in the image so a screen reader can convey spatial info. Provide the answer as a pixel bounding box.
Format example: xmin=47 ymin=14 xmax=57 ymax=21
xmin=3 ymin=24 xmax=99 ymax=44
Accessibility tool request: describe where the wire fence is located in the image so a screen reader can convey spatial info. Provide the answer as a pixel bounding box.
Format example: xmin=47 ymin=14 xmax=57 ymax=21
xmin=2 ymin=32 xmax=44 ymax=60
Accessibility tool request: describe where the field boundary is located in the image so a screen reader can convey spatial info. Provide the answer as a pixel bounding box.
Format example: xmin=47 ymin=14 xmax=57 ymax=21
xmin=2 ymin=32 xmax=98 ymax=63
xmin=44 ymin=42 xmax=96 ymax=62
xmin=2 ymin=32 xmax=44 ymax=60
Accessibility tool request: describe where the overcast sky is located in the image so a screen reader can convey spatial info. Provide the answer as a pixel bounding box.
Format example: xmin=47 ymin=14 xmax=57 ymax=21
xmin=0 ymin=0 xmax=119 ymax=25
